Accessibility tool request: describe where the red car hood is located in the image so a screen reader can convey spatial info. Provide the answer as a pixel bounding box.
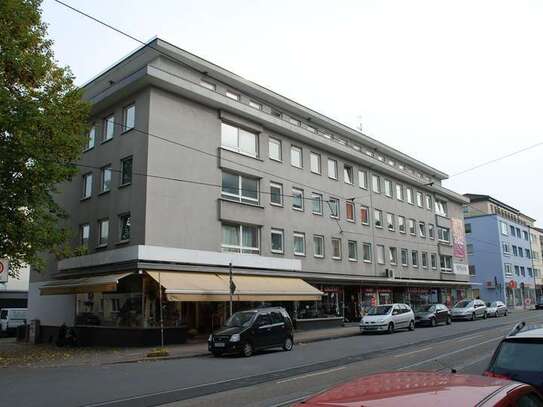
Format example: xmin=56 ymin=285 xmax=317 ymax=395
xmin=298 ymin=371 xmax=512 ymax=406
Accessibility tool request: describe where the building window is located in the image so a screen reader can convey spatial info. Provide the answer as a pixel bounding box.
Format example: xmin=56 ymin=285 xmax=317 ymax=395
xmin=504 ymin=263 xmax=513 ymax=277
xmin=437 ymin=227 xmax=450 ymax=243
xmin=358 ymin=170 xmax=368 ymax=189
xmin=408 ymin=219 xmax=416 ymax=235
xmin=270 ymin=182 xmax=283 ymax=206
xmin=120 ymin=156 xmax=133 ymax=186
xmin=465 ymin=223 xmax=472 ymax=234
xmin=383 ymin=179 xmax=393 ymax=198
xmin=467 ymin=244 xmax=474 ymax=254
xmin=386 ymin=213 xmax=395 ymax=231
xmin=98 ymin=218 xmax=109 ymax=246
xmin=528 ymin=267 xmax=533 ymax=277
xmin=435 ymin=199 xmax=448 ymax=217
xmin=416 ymin=191 xmax=423 ymax=207
xmin=396 ymin=184 xmax=404 ymax=201
xmin=86 ymin=126 xmax=96 ymax=150
xmin=271 ymin=229 xmax=284 ymax=254
xmin=502 ymin=242 xmax=510 ymax=255
xmin=268 ymin=137 xmax=282 ymax=161
xmin=428 ymin=223 xmax=435 ymax=239
xmin=221 ymin=123 xmax=258 ymax=157
xmin=313 ymin=235 xmax=324 ymax=258
xmin=221 ymin=172 xmax=259 ymax=204
xmin=516 ymin=227 xmax=521 ymax=238
xmin=514 ymin=265 xmax=520 ymax=276
xmin=80 ymin=223 xmax=90 ymax=247
xmin=389 ymin=247 xmax=398 ymax=265
xmin=287 ymin=116 xmax=301 ymax=126
xmin=310 ymin=152 xmax=321 ymax=174
xmin=346 ymin=201 xmax=355 ymax=222
xmin=440 ymin=255 xmax=452 ymax=271
xmin=512 ymin=245 xmax=518 ymax=256
xmin=82 ymin=173 xmax=93 ymax=199
xmin=520 ymin=266 xmax=525 ymax=277
xmin=221 ymin=223 xmax=259 ymax=254
xmin=331 ymin=238 xmax=342 ymax=259
xmin=360 ymin=206 xmax=369 ymax=225
xmin=311 ymin=193 xmax=323 ymax=215
xmin=249 ymin=100 xmax=262 ymax=110
xmin=103 ymin=115 xmax=115 ymax=141
xmin=401 ymin=249 xmax=409 ymax=266
xmin=398 ymin=216 xmax=406 ymax=233
xmin=344 ymin=165 xmax=353 ymax=184
xmin=372 ymin=175 xmax=381 ymax=193
xmin=469 ymin=265 xmax=476 ymax=276
xmin=362 ymin=243 xmax=372 ymax=262
xmin=293 ymin=232 xmax=305 ymax=256
xmin=431 ymin=253 xmax=437 ymax=269
xmin=374 ymin=209 xmax=383 ymax=228
xmin=290 ymin=146 xmax=303 ymax=168
xmin=225 ymin=90 xmax=240 ymax=100
xmin=406 ymin=187 xmax=413 ymax=204
xmin=510 ymin=225 xmax=516 ymax=236
xmin=523 ymin=231 xmax=529 ymax=241
xmin=418 ymin=221 xmax=426 ymax=238
xmin=123 ymin=104 xmax=135 ymax=132
xmin=411 ymin=251 xmax=419 ymax=267
xmin=328 ymin=159 xmax=338 ymax=179
xmin=328 ymin=197 xmax=340 ymax=218
xmin=425 ymin=194 xmax=432 ymax=210
xmin=200 ymin=80 xmax=216 ymax=90
xmin=525 ymin=248 xmax=531 ymax=258
xmin=348 ymin=240 xmax=358 ymax=261
xmin=119 ymin=213 xmax=131 ymax=241
xmin=421 ymin=252 xmax=428 ymax=268
xmin=376 ymin=245 xmax=385 ymax=264
xmin=100 ymin=165 xmax=112 ymax=193
xmin=292 ymin=188 xmax=304 ymax=211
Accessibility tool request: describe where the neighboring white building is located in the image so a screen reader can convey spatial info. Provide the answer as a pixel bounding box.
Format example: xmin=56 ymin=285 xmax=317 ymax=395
xmin=0 ymin=264 xmax=29 ymax=308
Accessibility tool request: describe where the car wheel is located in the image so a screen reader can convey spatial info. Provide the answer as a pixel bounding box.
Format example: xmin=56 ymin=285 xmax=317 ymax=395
xmin=430 ymin=318 xmax=436 ymax=327
xmin=483 ymin=312 xmax=487 ymax=319
xmin=387 ymin=322 xmax=395 ymax=334
xmin=446 ymin=316 xmax=452 ymax=325
xmin=408 ymin=320 xmax=415 ymax=331
xmin=242 ymin=342 xmax=253 ymax=357
xmin=283 ymin=336 xmax=294 ymax=352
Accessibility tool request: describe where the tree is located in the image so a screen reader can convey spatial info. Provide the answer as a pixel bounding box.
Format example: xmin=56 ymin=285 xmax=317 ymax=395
xmin=0 ymin=0 xmax=90 ymax=276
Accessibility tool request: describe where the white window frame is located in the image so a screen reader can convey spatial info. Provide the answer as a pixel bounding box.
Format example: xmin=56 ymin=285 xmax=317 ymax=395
xmin=82 ymin=172 xmax=93 ymax=199
xmin=118 ymin=213 xmax=131 ymax=242
xmin=221 ymin=223 xmax=260 ymax=254
xmin=98 ymin=218 xmax=109 ymax=247
xmin=386 ymin=213 xmax=395 ymax=231
xmin=103 ymin=115 xmax=115 ymax=142
xmin=268 ymin=137 xmax=282 ymax=162
xmin=346 ymin=200 xmax=355 ymax=222
xmin=344 ymin=165 xmax=353 ymax=184
xmin=408 ymin=218 xmax=416 ymax=235
xmin=122 ymin=104 xmax=135 ymax=132
xmin=328 ymin=159 xmax=338 ymax=180
xmin=249 ymin=100 xmax=262 ymax=110
xmin=328 ymin=198 xmax=340 ymax=219
xmin=311 ymin=192 xmax=323 ymax=215
xmin=225 ymin=90 xmax=240 ymax=100
xmin=372 ymin=174 xmax=381 ymax=193
xmin=435 ymin=199 xmax=448 ymax=217
xmin=419 ymin=221 xmax=426 ymax=238
xmin=425 ymin=194 xmax=433 ymax=210
xmin=221 ymin=122 xmax=258 ymax=157
xmin=331 ymin=238 xmax=342 ymax=260
xmin=376 ymin=244 xmax=385 ymax=265
xmin=411 ymin=250 xmax=419 ymax=268
xmin=389 ymin=247 xmax=398 ymax=265
xmin=374 ymin=209 xmax=383 ymax=228
xmin=221 ymin=172 xmax=259 ymax=205
xmin=384 ymin=179 xmax=393 ymax=198
xmin=80 ymin=223 xmax=90 ymax=247
xmin=200 ymin=80 xmax=216 ymax=90
xmin=313 ymin=235 xmax=325 ymax=258
xmin=270 ymin=229 xmax=284 ymax=254
xmin=85 ymin=125 xmax=96 ymax=151
xmin=431 ymin=253 xmax=437 ymax=269
xmin=398 ymin=216 xmax=406 ymax=234
xmin=416 ymin=191 xmax=423 ymax=207
xmin=292 ymin=187 xmax=304 ymax=211
xmin=293 ymin=233 xmax=306 ymax=256
xmin=120 ymin=156 xmax=133 ymax=186
xmin=421 ymin=252 xmax=428 ymax=269
xmin=360 ymin=206 xmax=370 ymax=226
xmin=502 ymin=242 xmax=510 ymax=256
xmin=500 ymin=221 xmax=508 ymax=236
xmin=348 ymin=240 xmax=358 ymax=261
xmin=358 ymin=170 xmax=368 ymax=189
xmin=396 ymin=184 xmax=404 ymax=201
xmin=100 ymin=165 xmax=112 ymax=193
xmin=428 ymin=223 xmax=435 ymax=239
xmin=438 ymin=227 xmax=451 ymax=243
xmin=290 ymin=145 xmax=303 ymax=168
xmin=440 ymin=255 xmax=452 ymax=271
xmin=401 ymin=249 xmax=409 ymax=266
xmin=310 ymin=152 xmax=321 ymax=174
xmin=406 ymin=187 xmax=413 ymax=204
xmin=362 ymin=243 xmax=372 ymax=263
xmin=270 ymin=182 xmax=283 ymax=207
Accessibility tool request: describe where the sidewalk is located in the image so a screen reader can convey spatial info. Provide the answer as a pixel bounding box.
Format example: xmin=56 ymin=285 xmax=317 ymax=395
xmin=0 ymin=324 xmax=360 ymax=368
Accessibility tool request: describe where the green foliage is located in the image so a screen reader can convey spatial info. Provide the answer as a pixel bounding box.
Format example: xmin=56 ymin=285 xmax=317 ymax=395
xmin=0 ymin=0 xmax=90 ymax=275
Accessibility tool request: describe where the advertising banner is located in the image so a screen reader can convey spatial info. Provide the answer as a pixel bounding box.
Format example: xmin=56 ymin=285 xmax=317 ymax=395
xmin=451 ymin=218 xmax=466 ymax=259
xmin=0 ymin=259 xmax=8 ymax=283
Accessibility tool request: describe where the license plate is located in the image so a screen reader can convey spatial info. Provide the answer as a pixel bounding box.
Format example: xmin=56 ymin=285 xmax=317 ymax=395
xmin=214 ymin=342 xmax=225 ymax=348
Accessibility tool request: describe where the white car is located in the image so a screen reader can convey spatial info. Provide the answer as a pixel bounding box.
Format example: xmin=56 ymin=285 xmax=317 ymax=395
xmin=0 ymin=308 xmax=27 ymax=336
xmin=486 ymin=301 xmax=508 ymax=317
xmin=451 ymin=299 xmax=487 ymax=320
xmin=360 ymin=303 xmax=415 ymax=334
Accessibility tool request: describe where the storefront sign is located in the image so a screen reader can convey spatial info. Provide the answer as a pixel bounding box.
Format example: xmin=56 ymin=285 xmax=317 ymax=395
xmin=0 ymin=259 xmax=8 ymax=283
xmin=451 ymin=218 xmax=466 ymax=259
xmin=453 ymin=263 xmax=469 ymax=275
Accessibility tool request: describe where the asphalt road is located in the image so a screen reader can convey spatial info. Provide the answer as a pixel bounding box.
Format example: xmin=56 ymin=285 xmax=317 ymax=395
xmin=2 ymin=310 xmax=542 ymax=407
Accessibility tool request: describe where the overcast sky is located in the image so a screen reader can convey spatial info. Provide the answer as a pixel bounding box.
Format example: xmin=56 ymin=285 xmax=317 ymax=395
xmin=42 ymin=0 xmax=543 ymax=225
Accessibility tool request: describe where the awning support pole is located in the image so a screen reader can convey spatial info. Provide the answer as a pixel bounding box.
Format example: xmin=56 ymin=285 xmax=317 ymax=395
xmin=159 ymin=271 xmax=164 ymax=348
xmin=229 ymin=262 xmax=233 ymax=317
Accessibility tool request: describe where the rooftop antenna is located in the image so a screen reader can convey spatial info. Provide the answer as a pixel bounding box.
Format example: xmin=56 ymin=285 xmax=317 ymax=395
xmin=356 ymin=115 xmax=364 ymax=132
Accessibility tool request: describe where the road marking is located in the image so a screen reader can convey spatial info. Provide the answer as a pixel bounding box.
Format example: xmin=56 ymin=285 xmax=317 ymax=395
xmin=276 ymin=367 xmax=346 ymax=384
xmin=393 ymin=347 xmax=433 ymax=358
xmin=454 ymin=352 xmax=494 ymax=371
xmin=456 ymin=333 xmax=484 ymax=343
xmin=399 ymin=337 xmax=502 ymax=370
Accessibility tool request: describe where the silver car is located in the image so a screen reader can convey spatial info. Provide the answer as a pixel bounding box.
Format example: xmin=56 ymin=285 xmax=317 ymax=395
xmin=486 ymin=301 xmax=508 ymax=317
xmin=360 ymin=303 xmax=415 ymax=334
xmin=451 ymin=299 xmax=487 ymax=320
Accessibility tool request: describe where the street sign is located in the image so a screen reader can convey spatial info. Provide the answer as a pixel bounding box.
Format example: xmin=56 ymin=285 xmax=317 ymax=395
xmin=0 ymin=259 xmax=8 ymax=283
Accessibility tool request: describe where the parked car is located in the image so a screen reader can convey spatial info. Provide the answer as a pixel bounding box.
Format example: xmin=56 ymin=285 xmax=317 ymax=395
xmin=208 ymin=307 xmax=293 ymax=357
xmin=535 ymin=298 xmax=543 ymax=310
xmin=451 ymin=299 xmax=487 ymax=320
xmin=414 ymin=304 xmax=452 ymax=327
xmin=484 ymin=322 xmax=543 ymax=393
xmin=0 ymin=308 xmax=27 ymax=336
xmin=486 ymin=301 xmax=508 ymax=317
xmin=295 ymin=371 xmax=543 ymax=406
xmin=360 ymin=303 xmax=415 ymax=334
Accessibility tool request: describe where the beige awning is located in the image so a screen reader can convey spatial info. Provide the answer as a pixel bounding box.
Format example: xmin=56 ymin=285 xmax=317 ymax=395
xmin=146 ymin=271 xmax=323 ymax=302
xmin=40 ymin=273 xmax=133 ymax=295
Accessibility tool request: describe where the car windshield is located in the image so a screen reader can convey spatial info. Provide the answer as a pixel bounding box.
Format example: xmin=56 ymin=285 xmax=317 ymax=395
xmin=492 ymin=340 xmax=543 ymax=372
xmin=454 ymin=300 xmax=472 ymax=308
xmin=224 ymin=311 xmax=256 ymax=327
xmin=416 ymin=305 xmax=435 ymax=312
xmin=367 ymin=306 xmax=392 ymax=315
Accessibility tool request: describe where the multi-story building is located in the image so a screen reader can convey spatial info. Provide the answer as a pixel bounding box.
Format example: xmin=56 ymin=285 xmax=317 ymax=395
xmin=531 ymin=227 xmax=543 ymax=300
xmin=464 ymin=194 xmax=538 ymax=308
xmin=28 ymin=39 xmax=471 ymax=345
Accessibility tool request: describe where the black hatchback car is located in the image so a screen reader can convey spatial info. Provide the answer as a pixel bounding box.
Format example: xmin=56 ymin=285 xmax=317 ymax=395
xmin=414 ymin=304 xmax=452 ymax=327
xmin=208 ymin=307 xmax=294 ymax=357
